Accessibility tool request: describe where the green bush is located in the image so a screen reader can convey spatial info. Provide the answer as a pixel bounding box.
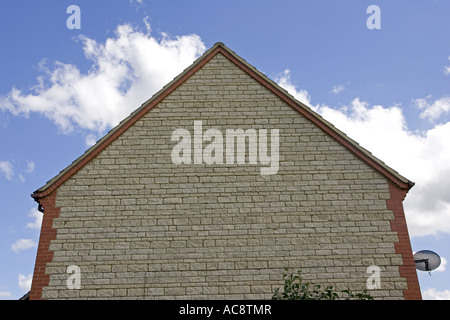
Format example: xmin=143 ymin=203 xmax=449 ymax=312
xmin=272 ymin=269 xmax=373 ymax=300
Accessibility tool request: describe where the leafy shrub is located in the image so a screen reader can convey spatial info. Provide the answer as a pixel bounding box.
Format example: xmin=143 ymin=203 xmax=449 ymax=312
xmin=272 ymin=269 xmax=373 ymax=300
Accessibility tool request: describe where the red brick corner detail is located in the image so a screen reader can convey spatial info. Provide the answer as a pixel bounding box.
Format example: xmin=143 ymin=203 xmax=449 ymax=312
xmin=387 ymin=182 xmax=422 ymax=300
xmin=29 ymin=190 xmax=60 ymax=300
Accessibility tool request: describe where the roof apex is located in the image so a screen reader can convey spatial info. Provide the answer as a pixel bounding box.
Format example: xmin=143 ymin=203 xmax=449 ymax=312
xmin=32 ymin=42 xmax=414 ymax=200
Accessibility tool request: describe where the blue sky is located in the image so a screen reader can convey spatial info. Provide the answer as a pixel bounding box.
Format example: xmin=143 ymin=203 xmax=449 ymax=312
xmin=1 ymin=0 xmax=449 ymax=299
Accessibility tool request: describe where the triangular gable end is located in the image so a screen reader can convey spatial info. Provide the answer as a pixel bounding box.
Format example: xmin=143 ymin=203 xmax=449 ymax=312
xmin=31 ymin=42 xmax=413 ymax=202
xmin=29 ymin=42 xmax=421 ymax=301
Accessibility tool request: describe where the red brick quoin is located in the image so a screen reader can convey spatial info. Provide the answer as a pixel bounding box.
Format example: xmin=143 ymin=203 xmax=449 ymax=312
xmin=387 ymin=182 xmax=422 ymax=300
xmin=29 ymin=190 xmax=60 ymax=300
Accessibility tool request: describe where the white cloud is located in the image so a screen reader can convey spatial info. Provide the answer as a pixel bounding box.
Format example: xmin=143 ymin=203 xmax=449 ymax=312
xmin=436 ymin=256 xmax=447 ymax=272
xmin=0 ymin=161 xmax=14 ymax=181
xmin=0 ymin=22 xmax=205 ymax=137
xmin=330 ymin=84 xmax=345 ymax=94
xmin=10 ymin=208 xmax=43 ymax=255
xmin=415 ymin=95 xmax=450 ymax=122
xmin=0 ymin=291 xmax=12 ymax=298
xmin=26 ymin=207 xmax=43 ymax=230
xmin=85 ymin=133 xmax=98 ymax=147
xmin=444 ymin=56 xmax=450 ymax=75
xmin=0 ymin=160 xmax=35 ymax=182
xmin=11 ymin=239 xmax=37 ymax=253
xmin=274 ymin=69 xmax=312 ymax=106
xmin=26 ymin=160 xmax=35 ymax=173
xmin=422 ymin=288 xmax=450 ymax=300
xmin=277 ymin=74 xmax=450 ymax=237
xmin=18 ymin=274 xmax=32 ymax=293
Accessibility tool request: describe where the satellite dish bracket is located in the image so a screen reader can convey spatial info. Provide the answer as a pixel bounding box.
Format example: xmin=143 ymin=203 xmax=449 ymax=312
xmin=414 ymin=258 xmax=430 ymax=271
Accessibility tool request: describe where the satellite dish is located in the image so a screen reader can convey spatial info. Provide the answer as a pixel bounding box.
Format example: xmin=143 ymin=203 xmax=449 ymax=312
xmin=414 ymin=250 xmax=441 ymax=273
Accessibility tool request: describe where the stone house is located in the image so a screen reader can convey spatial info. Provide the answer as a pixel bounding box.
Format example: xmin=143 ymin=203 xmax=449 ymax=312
xmin=29 ymin=42 xmax=421 ymax=300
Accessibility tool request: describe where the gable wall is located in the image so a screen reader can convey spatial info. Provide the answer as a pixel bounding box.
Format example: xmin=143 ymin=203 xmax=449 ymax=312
xmin=39 ymin=53 xmax=410 ymax=299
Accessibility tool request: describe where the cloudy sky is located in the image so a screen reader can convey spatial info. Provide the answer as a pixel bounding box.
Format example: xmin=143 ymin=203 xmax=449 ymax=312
xmin=1 ymin=0 xmax=449 ymax=299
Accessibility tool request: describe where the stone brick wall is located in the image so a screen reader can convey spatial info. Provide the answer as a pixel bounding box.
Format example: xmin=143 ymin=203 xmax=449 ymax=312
xmin=39 ymin=53 xmax=410 ymax=299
